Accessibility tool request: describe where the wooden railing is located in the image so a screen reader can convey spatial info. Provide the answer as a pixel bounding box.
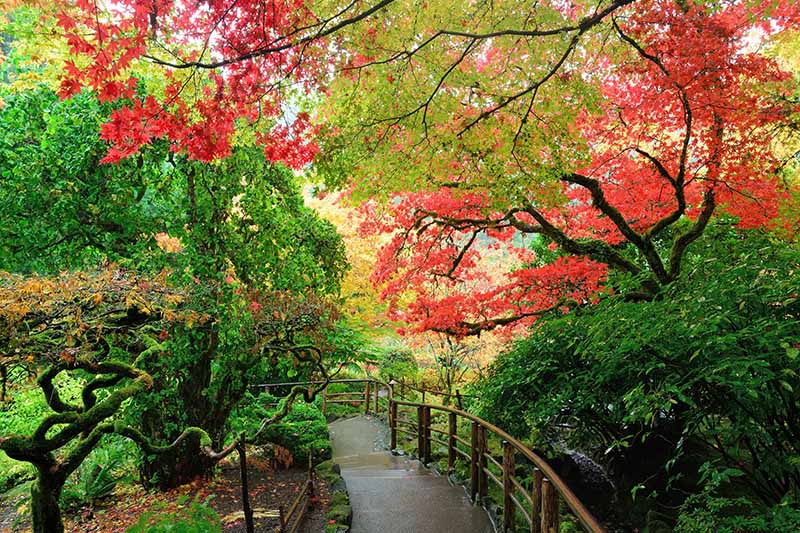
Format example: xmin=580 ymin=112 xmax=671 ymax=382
xmin=236 ymin=444 xmax=316 ymax=533
xmin=391 ymin=378 xmax=478 ymax=409
xmin=390 ymin=397 xmax=604 ymax=533
xmin=254 ymin=378 xmax=382 ymax=416
xmin=252 ymin=378 xmax=604 ymax=533
xmin=280 ymin=473 xmax=315 ymax=533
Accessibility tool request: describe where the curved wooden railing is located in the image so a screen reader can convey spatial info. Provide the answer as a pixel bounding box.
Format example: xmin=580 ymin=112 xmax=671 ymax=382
xmin=389 ymin=378 xmax=478 ymax=409
xmin=253 ymin=378 xmax=604 ymax=533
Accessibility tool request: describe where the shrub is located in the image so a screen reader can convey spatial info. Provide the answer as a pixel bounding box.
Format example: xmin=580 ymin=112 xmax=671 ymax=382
xmin=230 ymin=391 xmax=332 ymax=464
xmin=470 ymin=229 xmax=800 ymax=527
xmin=676 ymin=467 xmax=800 ymax=532
xmin=375 ymin=343 xmax=418 ymax=383
xmin=61 ymin=436 xmax=137 ymax=509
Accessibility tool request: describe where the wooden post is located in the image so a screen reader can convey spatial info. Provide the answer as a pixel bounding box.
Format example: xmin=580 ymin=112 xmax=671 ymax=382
xmin=417 ymin=405 xmax=425 ymax=460
xmin=374 ymin=382 xmax=379 ymax=413
xmin=502 ymin=441 xmax=516 ymax=532
xmin=364 ymin=381 xmax=371 ymax=414
xmin=422 ymin=390 xmax=426 ymax=403
xmin=321 ymin=387 xmax=327 ymax=415
xmin=478 ymin=425 xmax=488 ymax=502
xmin=390 ymin=400 xmax=397 ymax=450
xmin=307 ymin=452 xmax=315 ymax=510
xmin=456 ymin=389 xmax=463 ymax=410
xmin=542 ymin=478 xmax=559 ymax=533
xmin=236 ymin=437 xmax=255 ymax=533
xmin=470 ymin=421 xmax=479 ymax=502
xmin=423 ymin=406 xmax=431 ymax=464
xmin=447 ymin=412 xmax=457 ymax=473
xmin=531 ymin=468 xmax=543 ymax=533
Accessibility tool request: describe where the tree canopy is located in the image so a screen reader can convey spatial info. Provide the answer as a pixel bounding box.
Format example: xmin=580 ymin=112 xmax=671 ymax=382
xmin=320 ymin=0 xmax=800 ymax=335
xmin=43 ymin=0 xmax=800 ymax=337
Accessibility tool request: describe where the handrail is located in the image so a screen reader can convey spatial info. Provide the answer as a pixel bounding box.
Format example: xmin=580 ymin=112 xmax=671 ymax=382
xmin=391 ymin=398 xmax=604 ymax=533
xmin=392 ymin=378 xmax=479 ymax=400
xmin=253 ymin=378 xmax=373 ymax=388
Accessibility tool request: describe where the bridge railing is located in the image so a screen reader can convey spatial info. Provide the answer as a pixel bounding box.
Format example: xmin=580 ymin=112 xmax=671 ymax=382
xmin=253 ymin=378 xmax=604 ymax=533
xmin=253 ymin=378 xmax=383 ymax=415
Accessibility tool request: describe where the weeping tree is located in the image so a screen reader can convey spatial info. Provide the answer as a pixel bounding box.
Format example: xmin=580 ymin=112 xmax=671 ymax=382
xmin=0 ymin=268 xmax=222 ymax=533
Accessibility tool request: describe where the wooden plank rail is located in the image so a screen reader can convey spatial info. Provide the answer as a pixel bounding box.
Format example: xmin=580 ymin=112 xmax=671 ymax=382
xmin=390 ymin=396 xmax=605 ymax=533
xmin=254 ymin=378 xmax=604 ymax=533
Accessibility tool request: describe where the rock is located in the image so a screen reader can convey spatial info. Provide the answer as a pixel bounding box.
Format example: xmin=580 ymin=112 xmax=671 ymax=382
xmin=646 ymin=510 xmax=673 ymax=533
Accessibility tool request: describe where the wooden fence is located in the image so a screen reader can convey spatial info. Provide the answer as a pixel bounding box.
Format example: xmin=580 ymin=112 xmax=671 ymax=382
xmin=255 ymin=378 xmax=381 ymax=416
xmin=279 ymin=474 xmax=315 ymax=533
xmin=236 ymin=445 xmax=316 ymax=533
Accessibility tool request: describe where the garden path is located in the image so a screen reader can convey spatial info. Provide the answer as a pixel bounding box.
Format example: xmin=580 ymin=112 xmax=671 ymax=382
xmin=329 ymin=415 xmax=494 ymax=533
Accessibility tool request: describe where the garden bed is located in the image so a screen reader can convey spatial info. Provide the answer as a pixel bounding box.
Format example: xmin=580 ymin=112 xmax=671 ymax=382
xmin=0 ymin=449 xmax=332 ymax=532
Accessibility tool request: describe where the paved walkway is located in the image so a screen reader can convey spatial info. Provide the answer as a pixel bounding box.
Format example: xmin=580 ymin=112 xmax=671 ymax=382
xmin=329 ymin=415 xmax=494 ymax=533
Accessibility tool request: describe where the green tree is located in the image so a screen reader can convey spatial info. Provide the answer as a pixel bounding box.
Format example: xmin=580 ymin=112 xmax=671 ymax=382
xmin=0 ymin=85 xmax=349 ymax=487
xmin=0 ymin=268 xmax=216 ymax=533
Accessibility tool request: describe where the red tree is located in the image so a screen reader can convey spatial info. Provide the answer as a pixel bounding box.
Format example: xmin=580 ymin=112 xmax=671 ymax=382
xmin=53 ymin=0 xmax=394 ymax=165
xmin=326 ymin=1 xmax=800 ymax=336
xmin=52 ymin=0 xmax=800 ymax=336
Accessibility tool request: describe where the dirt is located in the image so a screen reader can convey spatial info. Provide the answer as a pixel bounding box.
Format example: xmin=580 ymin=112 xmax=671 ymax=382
xmin=0 ymin=449 xmax=331 ymax=532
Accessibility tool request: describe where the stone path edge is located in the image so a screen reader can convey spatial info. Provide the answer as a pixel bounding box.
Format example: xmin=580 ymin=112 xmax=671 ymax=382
xmin=316 ymin=458 xmax=353 ymax=532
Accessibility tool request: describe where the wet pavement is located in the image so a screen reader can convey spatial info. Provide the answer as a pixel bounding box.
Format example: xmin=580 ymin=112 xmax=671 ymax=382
xmin=329 ymin=415 xmax=495 ymax=533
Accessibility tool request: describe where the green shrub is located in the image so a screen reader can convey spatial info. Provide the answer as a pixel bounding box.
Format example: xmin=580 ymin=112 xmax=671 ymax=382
xmin=471 ymin=228 xmax=800 ymax=527
xmin=61 ymin=435 xmax=137 ymax=509
xmin=126 ymin=495 xmax=222 ymax=533
xmin=374 ymin=342 xmax=418 ymax=383
xmin=676 ymin=467 xmax=800 ymax=532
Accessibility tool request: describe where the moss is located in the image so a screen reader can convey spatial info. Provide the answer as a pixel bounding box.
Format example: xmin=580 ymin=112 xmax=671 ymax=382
xmin=330 ymin=490 xmax=349 ymax=507
xmin=0 ymin=452 xmax=35 ymax=492
xmin=327 ymin=490 xmax=352 ymax=526
xmin=315 ymin=460 xmax=339 ymax=483
xmin=317 ymin=459 xmax=351 ymax=529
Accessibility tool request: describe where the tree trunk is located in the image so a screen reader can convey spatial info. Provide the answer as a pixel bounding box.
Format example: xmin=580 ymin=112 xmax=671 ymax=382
xmin=139 ymin=324 xmax=252 ymax=489
xmin=31 ymin=472 xmax=65 ymax=533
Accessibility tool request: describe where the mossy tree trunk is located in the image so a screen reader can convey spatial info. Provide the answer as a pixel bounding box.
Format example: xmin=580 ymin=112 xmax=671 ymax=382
xmin=0 ymin=357 xmax=205 ymax=533
xmin=138 ymin=325 xmax=243 ymax=488
xmin=31 ymin=469 xmax=66 ymax=533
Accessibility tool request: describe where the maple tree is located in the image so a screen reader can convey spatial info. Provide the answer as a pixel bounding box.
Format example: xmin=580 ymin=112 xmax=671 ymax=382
xmin=316 ymin=0 xmax=800 ymax=336
xmin=0 ymin=268 xmax=218 ymax=533
xmin=46 ymin=0 xmax=402 ymax=166
xmin=47 ymin=0 xmax=800 ymax=338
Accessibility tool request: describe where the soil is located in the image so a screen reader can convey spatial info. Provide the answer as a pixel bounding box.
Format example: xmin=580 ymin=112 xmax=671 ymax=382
xmin=0 ymin=447 xmax=331 ymax=532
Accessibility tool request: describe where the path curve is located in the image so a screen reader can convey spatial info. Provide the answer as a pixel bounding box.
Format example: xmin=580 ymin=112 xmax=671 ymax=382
xmin=329 ymin=415 xmax=494 ymax=533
